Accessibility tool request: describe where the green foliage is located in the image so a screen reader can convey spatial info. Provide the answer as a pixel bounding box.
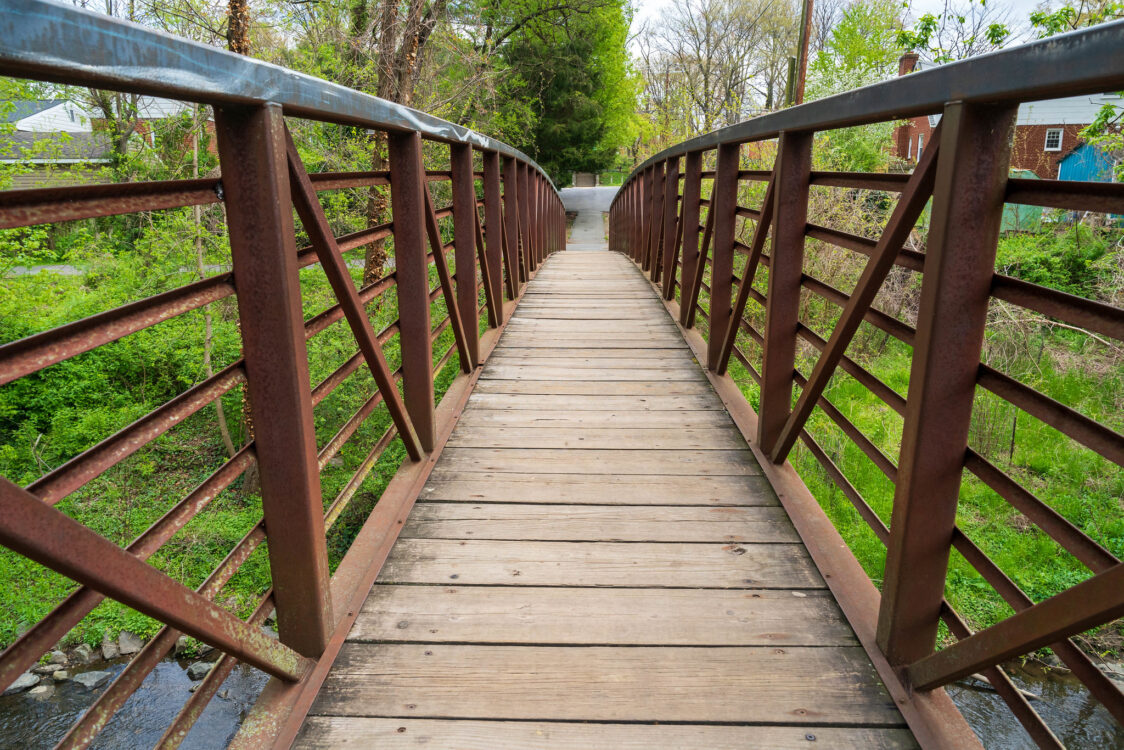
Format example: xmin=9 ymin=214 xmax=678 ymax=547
xmin=501 ymin=0 xmax=639 ymax=184
xmin=996 ymin=225 xmax=1117 ymax=297
xmin=806 ymin=0 xmax=902 ymax=171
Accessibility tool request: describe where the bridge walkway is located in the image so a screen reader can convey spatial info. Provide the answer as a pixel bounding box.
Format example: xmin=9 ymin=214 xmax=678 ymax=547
xmin=292 ymin=240 xmax=917 ymax=747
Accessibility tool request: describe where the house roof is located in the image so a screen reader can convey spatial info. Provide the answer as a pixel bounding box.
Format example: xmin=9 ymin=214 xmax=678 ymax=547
xmin=1 ymin=99 xmax=67 ymax=124
xmin=0 ymin=131 xmax=112 ymax=163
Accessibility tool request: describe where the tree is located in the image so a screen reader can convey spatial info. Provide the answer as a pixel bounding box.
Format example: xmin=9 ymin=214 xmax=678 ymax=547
xmin=896 ymin=0 xmax=1013 ymax=63
xmin=502 ymin=0 xmax=638 ymax=183
xmin=805 ymin=0 xmax=904 ymax=170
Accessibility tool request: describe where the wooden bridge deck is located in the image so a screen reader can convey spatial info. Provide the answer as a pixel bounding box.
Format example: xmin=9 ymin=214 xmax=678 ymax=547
xmin=294 ymin=251 xmax=917 ymax=749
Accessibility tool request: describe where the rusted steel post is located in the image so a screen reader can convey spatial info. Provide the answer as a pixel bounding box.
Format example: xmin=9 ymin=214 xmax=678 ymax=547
xmin=388 ymin=130 xmax=436 ymax=451
xmin=482 ymin=151 xmax=508 ymax=312
xmin=503 ymin=157 xmax=523 ymax=288
xmin=213 ymin=103 xmax=332 ymax=657
xmin=659 ymin=156 xmax=680 ymax=295
xmin=645 ymin=163 xmax=664 ymax=275
xmin=706 ymin=142 xmax=742 ymax=370
xmin=877 ymin=101 xmax=1017 ymax=668
xmin=639 ymin=169 xmax=652 ymax=266
xmin=520 ymin=163 xmax=534 ymax=273
xmin=757 ymin=131 xmax=811 ymax=449
xmin=450 ymin=143 xmax=479 ymax=367
xmin=633 ymin=177 xmax=645 ymax=263
xmin=535 ymin=175 xmax=544 ymax=263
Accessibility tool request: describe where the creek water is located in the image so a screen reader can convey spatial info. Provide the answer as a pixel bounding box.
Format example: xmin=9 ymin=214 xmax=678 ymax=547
xmin=0 ymin=658 xmax=267 ymax=749
xmin=948 ymin=662 xmax=1124 ymax=748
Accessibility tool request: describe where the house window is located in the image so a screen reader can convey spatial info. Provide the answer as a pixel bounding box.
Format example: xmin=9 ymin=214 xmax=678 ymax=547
xmin=917 ymin=133 xmax=924 ymax=158
xmin=907 ymin=136 xmax=912 ymax=159
xmin=1044 ymin=128 xmax=1063 ymax=151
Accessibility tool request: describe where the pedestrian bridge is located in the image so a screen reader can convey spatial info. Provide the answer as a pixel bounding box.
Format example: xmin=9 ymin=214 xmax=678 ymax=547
xmin=0 ymin=4 xmax=1122 ymax=749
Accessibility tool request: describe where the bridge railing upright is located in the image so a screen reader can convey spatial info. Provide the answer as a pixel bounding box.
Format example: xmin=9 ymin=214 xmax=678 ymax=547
xmin=611 ymin=22 xmax=1124 ymax=749
xmin=0 ymin=2 xmax=563 ymax=746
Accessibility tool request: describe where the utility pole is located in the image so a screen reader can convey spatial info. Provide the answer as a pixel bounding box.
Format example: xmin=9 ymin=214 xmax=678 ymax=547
xmin=793 ymin=0 xmax=813 ymax=105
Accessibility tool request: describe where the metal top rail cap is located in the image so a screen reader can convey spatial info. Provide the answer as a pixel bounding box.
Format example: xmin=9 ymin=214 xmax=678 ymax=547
xmin=620 ymin=19 xmax=1124 ymax=187
xmin=0 ymin=0 xmax=558 ymax=192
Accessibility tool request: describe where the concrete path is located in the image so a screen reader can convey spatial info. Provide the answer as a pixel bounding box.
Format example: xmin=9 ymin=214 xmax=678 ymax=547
xmin=560 ymin=186 xmax=618 ymax=251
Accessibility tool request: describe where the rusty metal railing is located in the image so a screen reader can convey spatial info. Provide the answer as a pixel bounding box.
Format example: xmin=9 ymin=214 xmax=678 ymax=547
xmin=0 ymin=2 xmax=563 ymax=747
xmin=611 ymin=21 xmax=1124 ymax=749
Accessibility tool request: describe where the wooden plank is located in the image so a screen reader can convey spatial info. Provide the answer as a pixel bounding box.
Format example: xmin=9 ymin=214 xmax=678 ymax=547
xmin=465 ymin=393 xmax=725 ymax=411
xmin=515 ymin=309 xmax=662 ymax=319
xmin=351 ymin=586 xmax=853 ymax=645
xmin=472 ymin=381 xmax=715 ymax=395
xmin=481 ymin=366 xmax=706 ymax=382
xmin=296 ymin=718 xmax=919 ymax=749
xmin=456 ymin=409 xmax=734 ymax=428
xmin=446 ymin=426 xmax=747 ymax=450
xmin=403 ymin=504 xmax=795 ymax=541
xmin=420 ymin=473 xmax=778 ymax=505
xmin=484 ymin=356 xmax=699 ymax=369
xmin=381 ymin=540 xmax=822 ymax=588
xmin=309 ymin=644 xmax=901 ymax=725
xmin=483 ymin=339 xmax=684 ymax=349
xmin=486 ymin=347 xmax=690 ymax=359
xmin=434 ymin=448 xmax=761 ymax=476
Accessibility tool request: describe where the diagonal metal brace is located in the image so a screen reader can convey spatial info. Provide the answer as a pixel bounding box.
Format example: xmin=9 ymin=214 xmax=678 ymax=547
xmin=283 ymin=128 xmax=425 ymax=461
xmin=769 ymin=124 xmax=943 ymax=464
xmin=717 ymin=177 xmax=776 ymax=375
xmin=421 ymin=182 xmax=473 ymax=373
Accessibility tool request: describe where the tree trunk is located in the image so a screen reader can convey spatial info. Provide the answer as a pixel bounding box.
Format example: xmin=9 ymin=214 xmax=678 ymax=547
xmin=227 ymin=0 xmax=260 ymax=495
xmin=228 ymin=0 xmax=251 ymax=55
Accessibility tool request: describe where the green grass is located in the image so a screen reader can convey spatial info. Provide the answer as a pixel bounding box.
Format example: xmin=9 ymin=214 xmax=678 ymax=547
xmin=0 ymin=223 xmax=477 ymax=651
xmin=721 ymin=296 xmax=1124 ymax=654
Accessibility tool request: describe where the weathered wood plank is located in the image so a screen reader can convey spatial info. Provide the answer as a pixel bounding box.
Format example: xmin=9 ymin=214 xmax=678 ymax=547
xmin=351 ymin=586 xmax=855 ymax=645
xmin=465 ymin=393 xmax=725 ymax=410
xmin=403 ymin=503 xmax=795 ymax=541
xmin=433 ymin=448 xmax=761 ymax=476
xmin=485 ymin=356 xmax=699 ymax=369
xmin=472 ymin=380 xmax=716 ymax=395
xmin=381 ymin=540 xmax=823 ymax=588
xmin=446 ymin=426 xmax=747 ymax=450
xmin=481 ymin=366 xmax=706 ymax=382
xmin=295 ymin=718 xmax=918 ymax=749
xmin=456 ymin=409 xmax=733 ymax=428
xmin=487 ymin=347 xmax=690 ymax=358
xmin=447 ymin=425 xmax=746 ymax=449
xmin=420 ymin=473 xmax=778 ymax=505
xmin=309 ymin=644 xmax=901 ymax=725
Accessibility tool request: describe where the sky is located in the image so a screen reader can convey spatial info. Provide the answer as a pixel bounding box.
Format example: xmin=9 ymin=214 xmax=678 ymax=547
xmin=629 ymin=0 xmax=1049 ymax=47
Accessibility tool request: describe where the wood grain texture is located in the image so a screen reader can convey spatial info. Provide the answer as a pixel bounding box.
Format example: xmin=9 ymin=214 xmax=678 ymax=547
xmin=472 ymin=380 xmax=715 ymax=395
xmin=352 ymin=586 xmax=853 ymax=645
xmin=455 ymin=408 xmax=734 ymax=427
xmin=309 ymin=644 xmax=902 ymax=725
xmin=481 ymin=365 xmax=707 ymax=381
xmin=446 ymin=426 xmax=747 ymax=449
xmin=420 ymin=473 xmax=779 ymax=505
xmin=295 ymin=718 xmax=918 ymax=749
xmin=381 ymin=539 xmax=824 ymax=588
xmin=465 ymin=393 xmax=724 ymax=410
xmin=433 ymin=447 xmax=761 ymax=476
xmin=402 ymin=503 xmax=796 ymax=541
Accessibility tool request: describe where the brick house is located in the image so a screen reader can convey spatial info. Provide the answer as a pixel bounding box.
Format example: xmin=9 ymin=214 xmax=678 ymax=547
xmin=893 ymin=54 xmax=1122 ymax=179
